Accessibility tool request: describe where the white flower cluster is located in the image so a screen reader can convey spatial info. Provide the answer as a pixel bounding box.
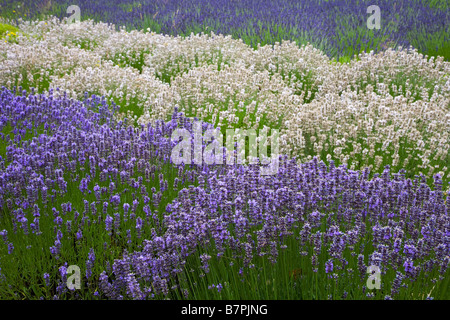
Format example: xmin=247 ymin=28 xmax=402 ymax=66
xmin=1 ymin=17 xmax=449 ymax=180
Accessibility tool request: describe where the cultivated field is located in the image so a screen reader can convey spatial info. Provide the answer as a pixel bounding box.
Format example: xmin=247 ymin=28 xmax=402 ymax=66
xmin=0 ymin=0 xmax=448 ymax=300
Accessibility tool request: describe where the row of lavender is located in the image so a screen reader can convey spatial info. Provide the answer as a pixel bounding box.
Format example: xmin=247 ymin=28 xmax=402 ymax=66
xmin=0 ymin=86 xmax=200 ymax=298
xmin=0 ymin=86 xmax=448 ymax=299
xmin=1 ymin=0 xmax=449 ymax=60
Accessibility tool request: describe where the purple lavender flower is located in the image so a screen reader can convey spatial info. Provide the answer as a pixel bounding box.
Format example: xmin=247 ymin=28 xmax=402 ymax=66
xmin=88 ymin=248 xmax=95 ymax=263
xmin=59 ymin=264 xmax=67 ymax=283
xmin=391 ymin=272 xmax=404 ymax=296
xmin=7 ymin=242 xmax=14 ymax=254
xmin=123 ymin=203 xmax=130 ymax=215
xmin=136 ymin=217 xmax=143 ymax=239
xmin=91 ymin=202 xmax=97 ymax=216
xmin=105 ymin=215 xmax=113 ymax=235
xmin=79 ymin=178 xmax=88 ymax=194
xmin=20 ymin=217 xmax=29 ymax=235
xmin=200 ymin=254 xmax=211 ymax=273
xmin=109 ymin=182 xmax=116 ymax=195
xmin=86 ymin=260 xmax=93 ymax=279
xmin=33 ymin=204 xmax=40 ymax=217
xmin=126 ymin=229 xmax=132 ymax=244
xmin=0 ymin=230 xmax=8 ymax=244
xmin=94 ymin=185 xmax=101 ymax=200
xmin=103 ymin=202 xmax=109 ymax=216
xmin=325 ymin=259 xmax=334 ymax=273
xmin=404 ymin=244 xmax=417 ymax=259
xmin=403 ymin=259 xmax=415 ymax=277
xmin=56 ymin=229 xmax=63 ymax=241
xmin=43 ymin=273 xmax=50 ymax=286
xmin=126 ymin=273 xmax=144 ymax=300
xmin=114 ymin=212 xmax=121 ymax=234
xmin=132 ymin=199 xmax=139 ymax=214
xmin=111 ymin=194 xmax=121 ymax=207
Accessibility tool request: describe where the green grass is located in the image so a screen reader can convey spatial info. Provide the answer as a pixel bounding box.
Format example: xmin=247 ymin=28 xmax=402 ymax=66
xmin=0 ymin=22 xmax=19 ymax=35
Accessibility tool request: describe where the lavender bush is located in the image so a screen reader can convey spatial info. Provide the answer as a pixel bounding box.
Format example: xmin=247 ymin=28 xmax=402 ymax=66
xmin=99 ymin=133 xmax=450 ymax=300
xmin=0 ymin=87 xmax=206 ymax=299
xmin=0 ymin=87 xmax=448 ymax=299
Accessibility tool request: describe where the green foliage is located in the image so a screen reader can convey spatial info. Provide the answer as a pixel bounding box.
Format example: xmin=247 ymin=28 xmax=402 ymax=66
xmin=0 ymin=23 xmax=20 ymax=42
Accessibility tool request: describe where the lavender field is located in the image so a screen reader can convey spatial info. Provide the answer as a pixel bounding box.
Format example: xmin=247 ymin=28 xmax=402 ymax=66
xmin=0 ymin=0 xmax=449 ymax=300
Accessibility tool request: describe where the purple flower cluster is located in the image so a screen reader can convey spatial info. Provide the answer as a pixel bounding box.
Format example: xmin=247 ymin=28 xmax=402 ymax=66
xmin=0 ymin=86 xmax=448 ymax=299
xmin=0 ymin=86 xmax=207 ymax=297
xmin=100 ymin=155 xmax=449 ymax=299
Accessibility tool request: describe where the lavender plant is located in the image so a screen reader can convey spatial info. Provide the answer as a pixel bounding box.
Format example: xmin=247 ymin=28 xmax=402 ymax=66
xmin=2 ymin=0 xmax=448 ymax=60
xmin=0 ymin=87 xmax=448 ymax=299
xmin=0 ymin=87 xmax=204 ymax=299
